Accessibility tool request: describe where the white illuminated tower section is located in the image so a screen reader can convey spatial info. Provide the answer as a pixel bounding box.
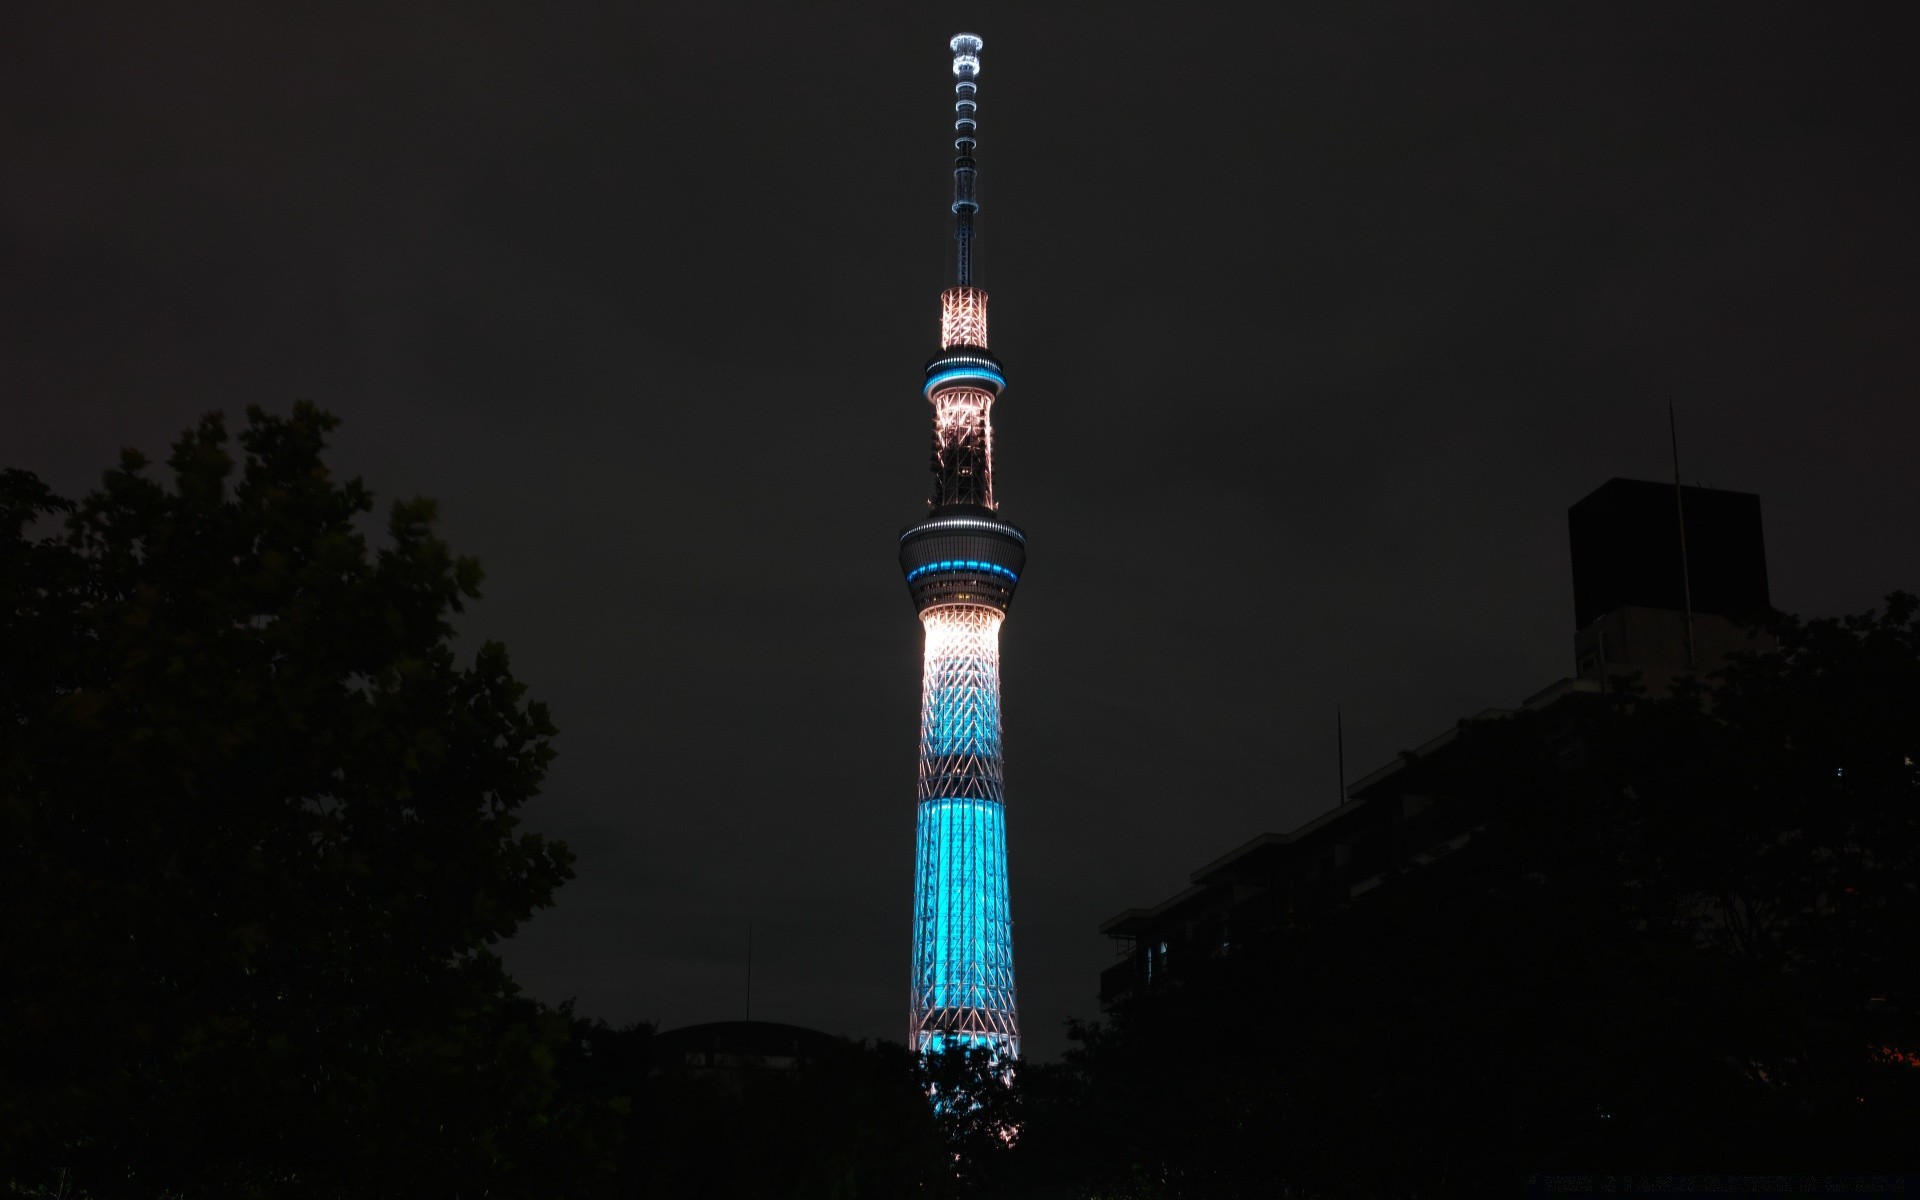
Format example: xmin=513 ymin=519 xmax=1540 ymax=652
xmin=899 ymin=33 xmax=1023 ymax=1060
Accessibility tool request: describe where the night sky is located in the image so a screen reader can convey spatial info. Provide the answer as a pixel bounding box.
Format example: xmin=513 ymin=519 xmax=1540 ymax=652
xmin=5 ymin=3 xmax=1916 ymax=1061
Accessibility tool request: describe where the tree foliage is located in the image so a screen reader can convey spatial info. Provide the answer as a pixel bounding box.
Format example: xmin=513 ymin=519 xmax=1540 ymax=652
xmin=547 ymin=1023 xmax=998 ymax=1199
xmin=1 ymin=406 xmax=610 ymax=1196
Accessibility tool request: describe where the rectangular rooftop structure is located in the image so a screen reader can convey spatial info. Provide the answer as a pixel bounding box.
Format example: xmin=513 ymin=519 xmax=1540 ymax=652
xmin=1567 ymin=478 xmax=1769 ymax=630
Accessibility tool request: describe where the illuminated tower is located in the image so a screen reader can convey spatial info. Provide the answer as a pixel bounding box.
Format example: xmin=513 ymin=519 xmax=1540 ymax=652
xmin=899 ymin=33 xmax=1023 ymax=1060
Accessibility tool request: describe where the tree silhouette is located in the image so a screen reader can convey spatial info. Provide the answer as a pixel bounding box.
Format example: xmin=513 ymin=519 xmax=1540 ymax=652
xmin=917 ymin=1044 xmax=1020 ymax=1191
xmin=1 ymin=406 xmax=611 ymax=1196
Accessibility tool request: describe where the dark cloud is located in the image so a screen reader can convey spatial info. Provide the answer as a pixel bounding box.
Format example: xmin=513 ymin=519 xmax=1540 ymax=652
xmin=5 ymin=1 xmax=1915 ymax=1058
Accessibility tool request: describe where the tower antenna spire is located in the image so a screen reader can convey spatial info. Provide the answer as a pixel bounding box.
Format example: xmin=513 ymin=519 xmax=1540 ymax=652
xmin=949 ymin=34 xmax=983 ymax=287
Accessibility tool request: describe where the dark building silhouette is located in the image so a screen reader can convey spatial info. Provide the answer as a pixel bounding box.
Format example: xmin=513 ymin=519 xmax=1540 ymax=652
xmin=652 ymin=1021 xmax=845 ymax=1075
xmin=1098 ymin=477 xmax=1773 ymax=1007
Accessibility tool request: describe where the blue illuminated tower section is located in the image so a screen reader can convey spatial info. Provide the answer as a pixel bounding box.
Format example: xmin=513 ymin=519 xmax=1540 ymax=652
xmin=899 ymin=33 xmax=1023 ymax=1059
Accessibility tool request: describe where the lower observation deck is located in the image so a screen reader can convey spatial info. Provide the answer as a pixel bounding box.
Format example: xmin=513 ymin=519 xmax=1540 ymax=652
xmin=899 ymin=506 xmax=1026 ymax=613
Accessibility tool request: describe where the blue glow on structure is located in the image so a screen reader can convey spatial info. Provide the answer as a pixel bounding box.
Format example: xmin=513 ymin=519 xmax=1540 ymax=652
xmin=911 ymin=606 xmax=1018 ymax=1056
xmin=913 ymin=797 xmax=1015 ymax=1023
xmin=905 ymin=559 xmax=1018 ymax=584
xmin=923 ymin=674 xmax=1001 ymax=764
xmin=923 ymin=365 xmax=1006 ymax=395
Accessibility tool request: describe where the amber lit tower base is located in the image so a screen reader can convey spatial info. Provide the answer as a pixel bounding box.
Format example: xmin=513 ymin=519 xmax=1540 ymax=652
xmin=901 ymin=34 xmax=1024 ymax=1060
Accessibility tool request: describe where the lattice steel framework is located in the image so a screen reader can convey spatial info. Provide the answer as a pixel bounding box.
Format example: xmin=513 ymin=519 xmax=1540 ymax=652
xmin=911 ymin=605 xmax=1017 ymax=1049
xmin=900 ymin=33 xmax=1023 ymax=1061
xmin=941 ymin=286 xmax=989 ymax=350
xmin=930 ymin=386 xmax=996 ymax=510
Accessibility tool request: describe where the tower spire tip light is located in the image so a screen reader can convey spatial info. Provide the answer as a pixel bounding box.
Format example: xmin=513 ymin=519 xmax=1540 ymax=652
xmin=951 ymin=33 xmax=982 ymax=75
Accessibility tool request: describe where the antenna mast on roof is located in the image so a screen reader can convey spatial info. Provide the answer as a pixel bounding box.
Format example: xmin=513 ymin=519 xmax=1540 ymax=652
xmin=1669 ymin=401 xmax=1697 ymax=670
xmin=1337 ymin=706 xmax=1347 ymax=804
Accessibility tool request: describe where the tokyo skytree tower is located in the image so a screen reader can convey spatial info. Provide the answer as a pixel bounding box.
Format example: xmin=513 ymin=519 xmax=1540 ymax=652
xmin=898 ymin=33 xmax=1024 ymax=1060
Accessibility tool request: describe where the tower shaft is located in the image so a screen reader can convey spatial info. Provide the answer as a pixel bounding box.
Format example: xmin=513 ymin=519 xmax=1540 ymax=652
xmin=901 ymin=33 xmax=1022 ymax=1060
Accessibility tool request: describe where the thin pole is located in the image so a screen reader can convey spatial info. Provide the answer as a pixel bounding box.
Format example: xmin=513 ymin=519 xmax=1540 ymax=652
xmin=745 ymin=922 xmax=753 ymax=1024
xmin=1337 ymin=706 xmax=1347 ymax=803
xmin=1669 ymin=401 xmax=1696 ymax=670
